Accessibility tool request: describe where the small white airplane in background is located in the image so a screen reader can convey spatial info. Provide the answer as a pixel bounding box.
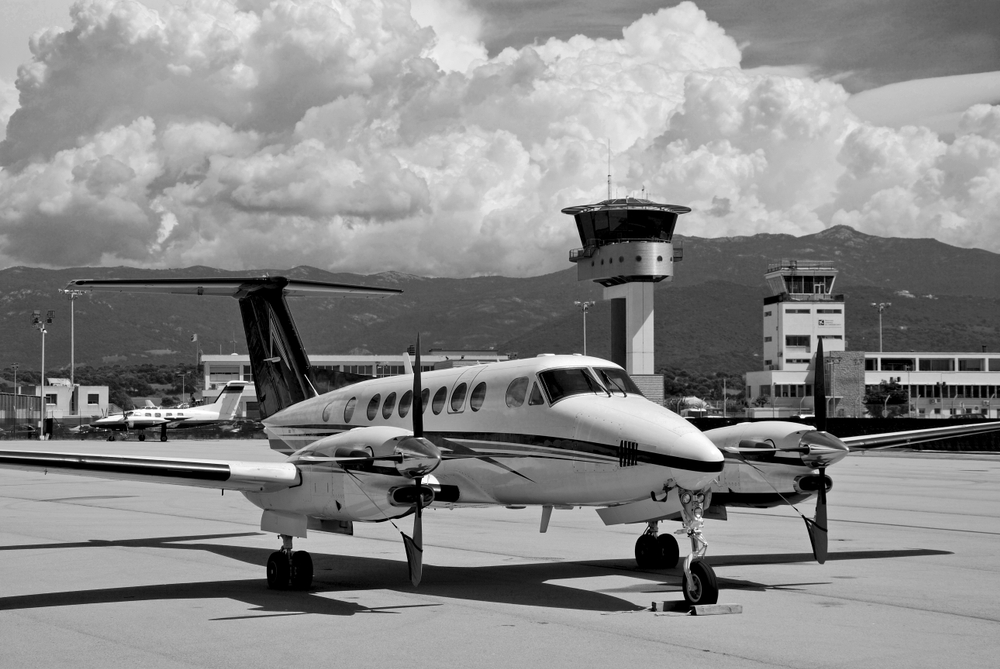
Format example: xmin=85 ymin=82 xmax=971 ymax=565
xmin=90 ymin=381 xmax=248 ymax=441
xmin=1 ymin=276 xmax=998 ymax=608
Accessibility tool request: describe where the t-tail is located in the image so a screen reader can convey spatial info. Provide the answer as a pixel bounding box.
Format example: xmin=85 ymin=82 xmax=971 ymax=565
xmin=211 ymin=381 xmax=249 ymax=420
xmin=65 ymin=276 xmax=401 ymax=419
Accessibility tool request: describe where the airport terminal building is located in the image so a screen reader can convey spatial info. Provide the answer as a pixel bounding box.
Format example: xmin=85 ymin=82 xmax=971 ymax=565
xmin=745 ymin=260 xmax=1000 ymax=419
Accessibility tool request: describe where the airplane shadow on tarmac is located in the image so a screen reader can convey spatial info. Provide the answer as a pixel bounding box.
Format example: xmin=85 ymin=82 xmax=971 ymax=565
xmin=0 ymin=533 xmax=952 ymax=618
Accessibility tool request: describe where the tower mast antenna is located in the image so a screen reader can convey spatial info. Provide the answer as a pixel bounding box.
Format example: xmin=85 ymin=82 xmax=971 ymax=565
xmin=607 ymin=140 xmax=612 ymax=200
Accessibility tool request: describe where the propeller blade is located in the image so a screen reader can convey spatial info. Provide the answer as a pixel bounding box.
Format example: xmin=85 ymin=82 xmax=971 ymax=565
xmin=402 ymin=476 xmax=424 ymax=586
xmin=814 ymin=337 xmax=827 ymax=432
xmin=401 ymin=335 xmax=426 ymax=586
xmin=412 ymin=334 xmax=423 ymax=438
xmin=804 ymin=467 xmax=829 ymax=564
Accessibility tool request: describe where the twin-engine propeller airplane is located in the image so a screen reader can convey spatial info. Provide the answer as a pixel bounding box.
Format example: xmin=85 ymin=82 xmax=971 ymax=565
xmin=90 ymin=380 xmax=248 ymax=441
xmin=1 ymin=276 xmax=998 ymax=606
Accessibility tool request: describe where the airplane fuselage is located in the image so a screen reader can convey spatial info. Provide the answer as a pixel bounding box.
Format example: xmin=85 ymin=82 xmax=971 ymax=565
xmin=253 ymin=355 xmax=725 ymax=523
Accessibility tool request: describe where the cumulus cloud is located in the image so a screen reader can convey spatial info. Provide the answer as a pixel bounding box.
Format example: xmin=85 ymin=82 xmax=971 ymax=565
xmin=1 ymin=0 xmax=998 ymax=277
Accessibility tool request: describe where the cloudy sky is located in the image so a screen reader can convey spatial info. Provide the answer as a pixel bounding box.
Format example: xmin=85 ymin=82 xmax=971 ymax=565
xmin=1 ymin=1 xmax=999 ymax=278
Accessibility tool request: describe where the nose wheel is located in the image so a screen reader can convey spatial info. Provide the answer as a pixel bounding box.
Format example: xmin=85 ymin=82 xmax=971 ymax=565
xmin=266 ymin=534 xmax=313 ymax=590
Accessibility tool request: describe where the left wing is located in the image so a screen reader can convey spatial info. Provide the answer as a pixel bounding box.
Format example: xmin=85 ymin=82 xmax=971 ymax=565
xmin=842 ymin=421 xmax=1000 ymax=451
xmin=0 ymin=450 xmax=299 ymax=493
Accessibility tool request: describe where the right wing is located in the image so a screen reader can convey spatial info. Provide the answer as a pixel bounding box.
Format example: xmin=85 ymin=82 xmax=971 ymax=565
xmin=0 ymin=450 xmax=299 ymax=493
xmin=842 ymin=421 xmax=1000 ymax=451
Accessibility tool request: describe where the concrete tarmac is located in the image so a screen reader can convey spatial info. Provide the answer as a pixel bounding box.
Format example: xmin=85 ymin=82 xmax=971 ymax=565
xmin=1 ymin=439 xmax=998 ymax=668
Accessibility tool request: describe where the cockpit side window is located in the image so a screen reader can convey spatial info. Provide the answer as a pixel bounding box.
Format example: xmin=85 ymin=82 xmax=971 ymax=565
xmin=538 ymin=368 xmax=607 ymax=404
xmin=505 ymin=377 xmax=529 ymax=408
xmin=528 ymin=382 xmax=546 ymax=406
xmin=595 ymin=367 xmax=643 ymax=397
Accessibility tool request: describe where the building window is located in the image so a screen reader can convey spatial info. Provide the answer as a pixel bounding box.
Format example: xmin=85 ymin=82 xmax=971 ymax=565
xmin=817 ymin=309 xmax=842 ymax=314
xmin=919 ymin=358 xmax=954 ymax=372
xmin=45 ymin=394 xmax=57 ymax=405
xmin=958 ymin=359 xmax=985 ymax=372
xmin=764 ymin=336 xmax=772 ymax=342
xmin=786 ymin=309 xmax=810 ymax=314
xmin=786 ymin=335 xmax=810 ymax=348
xmin=818 ymin=335 xmax=843 ymax=340
xmin=87 ymin=394 xmax=99 ymax=405
xmin=764 ymin=310 xmax=772 ymax=317
xmin=759 ymin=385 xmax=771 ymax=397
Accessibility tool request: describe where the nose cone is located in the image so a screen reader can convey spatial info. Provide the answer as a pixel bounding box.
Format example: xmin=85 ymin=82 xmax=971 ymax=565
xmin=664 ymin=428 xmax=725 ymax=490
xmin=800 ymin=430 xmax=850 ymax=469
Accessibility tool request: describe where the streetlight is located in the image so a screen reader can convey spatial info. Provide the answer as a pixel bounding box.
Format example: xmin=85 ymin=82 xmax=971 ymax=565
xmin=10 ymin=363 xmax=18 ymax=440
xmin=574 ymin=300 xmax=595 ymax=355
xmin=32 ymin=309 xmax=53 ymax=439
xmin=60 ymin=289 xmax=84 ymax=417
xmin=870 ymin=302 xmax=891 ymax=353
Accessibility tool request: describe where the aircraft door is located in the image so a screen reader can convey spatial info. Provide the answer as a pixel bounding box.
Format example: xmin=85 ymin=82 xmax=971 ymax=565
xmin=448 ymin=366 xmax=487 ymax=414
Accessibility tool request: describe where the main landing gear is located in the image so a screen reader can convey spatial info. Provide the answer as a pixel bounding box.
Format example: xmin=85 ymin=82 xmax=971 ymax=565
xmin=266 ymin=534 xmax=313 ymax=590
xmin=634 ymin=521 xmax=680 ymax=569
xmin=634 ymin=487 xmax=720 ymax=607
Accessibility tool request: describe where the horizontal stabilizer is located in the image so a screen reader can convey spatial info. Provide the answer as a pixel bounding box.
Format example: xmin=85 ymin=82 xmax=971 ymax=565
xmin=66 ymin=276 xmax=402 ymax=299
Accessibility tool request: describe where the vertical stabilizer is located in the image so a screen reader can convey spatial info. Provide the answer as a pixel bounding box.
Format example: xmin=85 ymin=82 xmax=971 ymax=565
xmin=212 ymin=382 xmax=247 ymax=420
xmin=236 ymin=279 xmax=316 ymax=419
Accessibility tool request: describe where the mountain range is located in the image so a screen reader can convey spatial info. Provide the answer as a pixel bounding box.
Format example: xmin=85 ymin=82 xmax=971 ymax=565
xmin=1 ymin=225 xmax=997 ymax=378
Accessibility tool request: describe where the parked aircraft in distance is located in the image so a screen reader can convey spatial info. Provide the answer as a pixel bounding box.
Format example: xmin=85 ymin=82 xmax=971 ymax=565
xmin=90 ymin=380 xmax=248 ymax=441
xmin=0 ymin=277 xmax=997 ymax=607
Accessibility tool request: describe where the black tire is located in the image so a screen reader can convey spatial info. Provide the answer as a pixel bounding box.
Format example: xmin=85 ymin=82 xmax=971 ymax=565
xmin=160 ymin=433 xmax=168 ymax=442
xmin=266 ymin=551 xmax=289 ymax=590
xmin=656 ymin=533 xmax=680 ymax=569
xmin=682 ymin=560 xmax=719 ymax=606
xmin=635 ymin=533 xmax=659 ymax=569
xmin=138 ymin=433 xmax=145 ymax=442
xmin=290 ymin=551 xmax=314 ymax=590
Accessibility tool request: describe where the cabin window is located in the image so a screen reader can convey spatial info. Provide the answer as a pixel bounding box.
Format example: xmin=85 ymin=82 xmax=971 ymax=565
xmin=470 ymin=382 xmax=487 ymax=411
xmin=398 ymin=390 xmax=412 ymax=418
xmin=595 ymin=367 xmax=643 ymax=397
xmin=382 ymin=392 xmax=397 ymax=419
xmin=450 ymin=383 xmax=468 ymax=412
xmin=344 ymin=397 xmax=357 ymax=422
xmin=421 ymin=388 xmax=431 ymax=413
xmin=322 ymin=402 xmax=333 ymax=422
xmin=432 ymin=387 xmax=447 ymax=414
xmin=538 ymin=368 xmax=605 ymax=403
xmin=528 ymin=382 xmax=546 ymax=406
xmin=505 ymin=377 xmax=529 ymax=408
xmin=367 ymin=394 xmax=381 ymax=421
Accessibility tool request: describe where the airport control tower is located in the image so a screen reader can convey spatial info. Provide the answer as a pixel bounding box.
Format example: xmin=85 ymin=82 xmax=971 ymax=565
xmin=562 ymin=197 xmax=690 ymax=374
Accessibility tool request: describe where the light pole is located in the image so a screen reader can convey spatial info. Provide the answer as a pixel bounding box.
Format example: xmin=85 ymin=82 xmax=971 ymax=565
xmin=870 ymin=302 xmax=891 ymax=353
xmin=574 ymin=300 xmax=595 ymax=355
xmin=32 ymin=309 xmax=53 ymax=439
xmin=60 ymin=289 xmax=84 ymax=415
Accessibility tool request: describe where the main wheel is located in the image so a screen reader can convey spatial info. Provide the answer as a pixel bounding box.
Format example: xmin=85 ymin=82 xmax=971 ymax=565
xmin=290 ymin=551 xmax=313 ymax=590
xmin=635 ymin=533 xmax=659 ymax=569
xmin=656 ymin=533 xmax=680 ymax=569
xmin=682 ymin=560 xmax=719 ymax=606
xmin=266 ymin=551 xmax=289 ymax=590
xmin=138 ymin=433 xmax=145 ymax=442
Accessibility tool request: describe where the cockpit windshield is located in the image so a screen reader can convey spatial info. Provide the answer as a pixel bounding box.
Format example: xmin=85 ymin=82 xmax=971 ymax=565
xmin=594 ymin=367 xmax=643 ymax=397
xmin=538 ymin=367 xmax=607 ymax=403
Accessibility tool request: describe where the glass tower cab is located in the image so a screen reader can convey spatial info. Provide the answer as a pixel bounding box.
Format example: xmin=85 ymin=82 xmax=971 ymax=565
xmin=562 ymin=197 xmax=691 ymax=375
xmin=563 ymin=198 xmax=689 ymax=286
